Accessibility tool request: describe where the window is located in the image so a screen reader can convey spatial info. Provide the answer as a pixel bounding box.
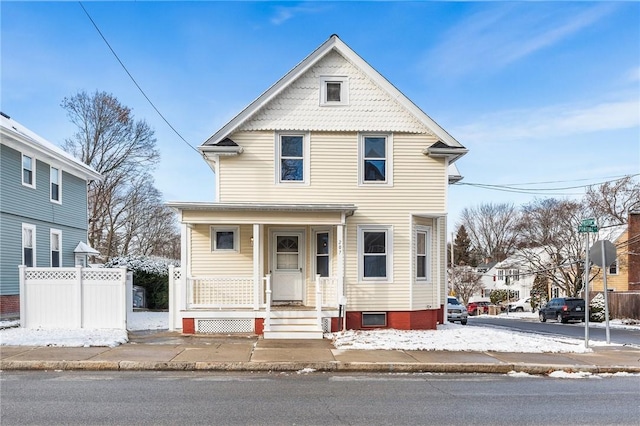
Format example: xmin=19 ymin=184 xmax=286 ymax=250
xmin=50 ymin=167 xmax=61 ymax=202
xmin=22 ymin=224 xmax=36 ymax=267
xmin=359 ymin=226 xmax=392 ymax=282
xmin=359 ymin=134 xmax=392 ymax=185
xmin=609 ymin=259 xmax=618 ymax=275
xmin=315 ymin=231 xmax=330 ymax=277
xmin=211 ymin=227 xmax=239 ymax=252
xmin=415 ymin=227 xmax=431 ymax=281
xmin=362 ymin=312 xmax=386 ymax=327
xmin=22 ymin=154 xmax=35 ymax=187
xmin=276 ymin=133 xmax=308 ymax=184
xmin=497 ymin=269 xmax=504 ymax=280
xmin=319 ymin=76 xmax=348 ymax=106
xmin=513 ymin=269 xmax=520 ymax=281
xmin=51 ymin=230 xmax=61 ymax=267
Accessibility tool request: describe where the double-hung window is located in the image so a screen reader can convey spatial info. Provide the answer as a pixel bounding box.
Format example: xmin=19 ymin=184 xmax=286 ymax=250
xmin=415 ymin=226 xmax=431 ymax=281
xmin=359 ymin=226 xmax=392 ymax=282
xmin=315 ymin=231 xmax=330 ymax=277
xmin=22 ymin=224 xmax=36 ymax=267
xmin=50 ymin=167 xmax=61 ymax=203
xmin=359 ymin=134 xmax=392 ymax=185
xmin=211 ymin=226 xmax=239 ymax=252
xmin=51 ymin=229 xmax=61 ymax=267
xmin=276 ymin=133 xmax=308 ymax=184
xmin=609 ymin=259 xmax=618 ymax=275
xmin=22 ymin=154 xmax=35 ymax=187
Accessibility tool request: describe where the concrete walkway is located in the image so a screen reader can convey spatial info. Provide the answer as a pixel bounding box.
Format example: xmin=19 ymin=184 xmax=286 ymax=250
xmin=1 ymin=331 xmax=639 ymax=374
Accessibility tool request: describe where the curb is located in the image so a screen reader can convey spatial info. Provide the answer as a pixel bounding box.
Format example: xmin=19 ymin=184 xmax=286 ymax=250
xmin=2 ymin=360 xmax=639 ymax=374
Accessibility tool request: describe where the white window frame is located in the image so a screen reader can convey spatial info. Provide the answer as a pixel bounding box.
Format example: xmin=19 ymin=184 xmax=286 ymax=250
xmin=358 ymin=133 xmax=393 ymax=186
xmin=211 ymin=226 xmax=239 ymax=252
xmin=22 ymin=153 xmax=35 ymax=188
xmin=415 ymin=226 xmax=432 ymax=282
xmin=22 ymin=223 xmax=36 ymax=267
xmin=50 ymin=166 xmax=61 ymax=203
xmin=497 ymin=269 xmax=504 ymax=281
xmin=275 ymin=132 xmax=309 ymax=185
xmin=50 ymin=229 xmax=62 ymax=267
xmin=319 ymin=76 xmax=349 ymax=106
xmin=358 ymin=225 xmax=393 ymax=283
xmin=313 ymin=229 xmax=331 ymax=278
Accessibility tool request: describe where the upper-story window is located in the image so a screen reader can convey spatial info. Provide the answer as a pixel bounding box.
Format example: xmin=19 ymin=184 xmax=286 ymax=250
xmin=50 ymin=167 xmax=61 ymax=203
xmin=276 ymin=132 xmax=309 ymax=184
xmin=319 ymin=76 xmax=349 ymax=106
xmin=609 ymin=259 xmax=618 ymax=275
xmin=359 ymin=134 xmax=392 ymax=185
xmin=22 ymin=154 xmax=35 ymax=188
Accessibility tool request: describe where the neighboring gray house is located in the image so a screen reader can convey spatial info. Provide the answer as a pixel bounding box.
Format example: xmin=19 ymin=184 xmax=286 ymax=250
xmin=0 ymin=113 xmax=102 ymax=317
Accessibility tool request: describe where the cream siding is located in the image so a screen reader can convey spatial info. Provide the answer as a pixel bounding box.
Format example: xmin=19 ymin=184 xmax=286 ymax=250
xmin=190 ymin=224 xmax=254 ymax=276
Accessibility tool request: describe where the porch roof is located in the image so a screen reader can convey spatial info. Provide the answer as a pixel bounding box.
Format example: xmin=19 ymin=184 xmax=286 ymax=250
xmin=167 ymin=202 xmax=357 ymax=225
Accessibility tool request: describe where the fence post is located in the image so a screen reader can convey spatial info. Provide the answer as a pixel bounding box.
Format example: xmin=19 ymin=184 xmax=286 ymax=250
xmin=169 ymin=265 xmax=175 ymax=331
xmin=19 ymin=265 xmax=26 ymax=328
xmin=124 ymin=269 xmax=132 ymax=330
xmin=75 ymin=266 xmax=83 ymax=328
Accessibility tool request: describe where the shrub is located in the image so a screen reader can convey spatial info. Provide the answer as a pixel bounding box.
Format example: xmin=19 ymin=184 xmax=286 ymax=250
xmin=589 ymin=293 xmax=606 ymax=322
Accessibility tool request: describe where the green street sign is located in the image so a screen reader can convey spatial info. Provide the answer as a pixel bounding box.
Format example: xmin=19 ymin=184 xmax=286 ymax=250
xmin=581 ymin=218 xmax=596 ymax=226
xmin=578 ymin=225 xmax=598 ymax=233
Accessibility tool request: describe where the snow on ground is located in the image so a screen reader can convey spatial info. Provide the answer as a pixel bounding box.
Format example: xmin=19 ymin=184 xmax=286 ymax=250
xmin=0 ymin=311 xmax=636 ymax=352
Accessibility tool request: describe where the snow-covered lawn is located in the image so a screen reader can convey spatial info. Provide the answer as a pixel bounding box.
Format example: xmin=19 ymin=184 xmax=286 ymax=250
xmin=1 ymin=311 xmax=636 ymax=352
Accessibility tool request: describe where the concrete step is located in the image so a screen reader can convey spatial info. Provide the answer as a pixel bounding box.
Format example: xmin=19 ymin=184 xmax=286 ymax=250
xmin=263 ymin=330 xmax=324 ymax=339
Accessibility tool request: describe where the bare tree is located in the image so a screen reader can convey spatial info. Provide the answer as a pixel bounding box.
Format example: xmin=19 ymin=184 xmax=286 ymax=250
xmin=61 ymin=90 xmax=167 ymax=260
xmin=449 ymin=265 xmax=484 ymax=305
xmin=584 ymin=176 xmax=640 ymax=226
xmin=516 ymin=198 xmax=589 ymax=297
xmin=458 ymin=203 xmax=520 ymax=262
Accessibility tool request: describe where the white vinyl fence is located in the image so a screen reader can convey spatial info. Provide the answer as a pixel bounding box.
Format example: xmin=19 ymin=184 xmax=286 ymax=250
xmin=19 ymin=266 xmax=131 ymax=329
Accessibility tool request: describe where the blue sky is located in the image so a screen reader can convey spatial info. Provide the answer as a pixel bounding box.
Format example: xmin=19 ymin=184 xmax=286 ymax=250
xmin=2 ymin=1 xmax=639 ymax=230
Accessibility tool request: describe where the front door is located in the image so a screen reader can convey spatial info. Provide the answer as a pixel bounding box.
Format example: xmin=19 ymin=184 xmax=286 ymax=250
xmin=271 ymin=231 xmax=304 ymax=302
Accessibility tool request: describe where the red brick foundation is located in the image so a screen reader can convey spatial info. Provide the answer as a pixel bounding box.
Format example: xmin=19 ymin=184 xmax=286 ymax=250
xmin=182 ymin=318 xmax=195 ymax=334
xmin=344 ymin=309 xmax=441 ymax=331
xmin=0 ymin=295 xmax=20 ymax=317
xmin=254 ymin=318 xmax=264 ymax=335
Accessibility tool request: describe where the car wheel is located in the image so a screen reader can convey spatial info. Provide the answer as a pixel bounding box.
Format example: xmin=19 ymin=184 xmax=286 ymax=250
xmin=539 ymin=313 xmax=546 ymax=322
xmin=515 ymin=307 xmax=524 ymax=312
xmin=461 ymin=319 xmax=467 ymax=325
xmin=557 ymin=313 xmax=567 ymax=323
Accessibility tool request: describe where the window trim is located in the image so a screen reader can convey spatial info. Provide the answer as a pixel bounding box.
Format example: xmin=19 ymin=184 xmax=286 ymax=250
xmin=22 ymin=223 xmax=36 ymax=267
xmin=415 ymin=226 xmax=432 ymax=282
xmin=608 ymin=259 xmax=618 ymax=275
xmin=319 ymin=76 xmax=349 ymax=106
xmin=50 ymin=166 xmax=61 ymax=204
xmin=22 ymin=153 xmax=36 ymax=188
xmin=313 ymin=229 xmax=331 ymax=278
xmin=210 ymin=226 xmax=240 ymax=252
xmin=358 ymin=225 xmax=393 ymax=283
xmin=358 ymin=133 xmax=393 ymax=186
xmin=50 ymin=229 xmax=62 ymax=267
xmin=275 ymin=132 xmax=310 ymax=185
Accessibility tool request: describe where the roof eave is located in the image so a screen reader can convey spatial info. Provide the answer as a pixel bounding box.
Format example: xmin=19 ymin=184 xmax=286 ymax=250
xmin=424 ymin=146 xmax=469 ymax=164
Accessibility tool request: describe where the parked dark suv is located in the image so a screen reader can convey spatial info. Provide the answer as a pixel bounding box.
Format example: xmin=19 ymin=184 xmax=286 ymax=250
xmin=539 ymin=297 xmax=585 ymax=323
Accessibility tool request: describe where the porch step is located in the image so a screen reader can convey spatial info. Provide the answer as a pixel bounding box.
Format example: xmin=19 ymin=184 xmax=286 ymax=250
xmin=264 ymin=311 xmax=324 ymax=339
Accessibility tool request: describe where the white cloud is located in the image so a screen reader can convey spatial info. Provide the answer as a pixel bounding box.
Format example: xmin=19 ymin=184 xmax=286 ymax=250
xmin=427 ymin=3 xmax=618 ymax=77
xmin=454 ymin=97 xmax=639 ymax=145
xmin=270 ymin=3 xmax=328 ymax=26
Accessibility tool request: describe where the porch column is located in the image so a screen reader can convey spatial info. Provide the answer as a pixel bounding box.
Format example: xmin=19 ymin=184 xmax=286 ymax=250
xmin=180 ymin=223 xmax=190 ymax=312
xmin=337 ymin=223 xmax=345 ymax=306
xmin=253 ymin=223 xmax=263 ymax=310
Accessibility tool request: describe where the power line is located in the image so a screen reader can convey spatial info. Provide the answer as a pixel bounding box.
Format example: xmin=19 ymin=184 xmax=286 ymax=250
xmin=78 ymin=2 xmax=200 ymax=155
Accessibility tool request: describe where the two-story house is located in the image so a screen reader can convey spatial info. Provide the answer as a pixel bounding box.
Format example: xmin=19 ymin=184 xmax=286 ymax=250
xmin=168 ymin=35 xmax=467 ymax=338
xmin=0 ymin=113 xmax=102 ymax=317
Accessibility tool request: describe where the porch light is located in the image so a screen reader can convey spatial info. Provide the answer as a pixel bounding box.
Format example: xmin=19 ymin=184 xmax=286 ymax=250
xmin=250 ymin=236 xmax=254 ymax=246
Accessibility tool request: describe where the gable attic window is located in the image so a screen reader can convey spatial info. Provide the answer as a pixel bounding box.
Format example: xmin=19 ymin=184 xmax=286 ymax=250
xmin=319 ymin=76 xmax=349 ymax=106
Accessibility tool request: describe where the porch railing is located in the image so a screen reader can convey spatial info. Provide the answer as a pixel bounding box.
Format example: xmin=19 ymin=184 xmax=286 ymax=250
xmin=189 ymin=277 xmax=255 ymax=308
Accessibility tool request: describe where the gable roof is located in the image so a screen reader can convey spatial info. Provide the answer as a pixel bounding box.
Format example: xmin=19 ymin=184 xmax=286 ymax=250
xmin=201 ymin=35 xmax=467 ymax=163
xmin=0 ymin=112 xmax=102 ymax=182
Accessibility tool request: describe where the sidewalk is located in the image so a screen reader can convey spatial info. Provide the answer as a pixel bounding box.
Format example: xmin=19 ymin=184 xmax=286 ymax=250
xmin=2 ymin=331 xmax=639 ymax=374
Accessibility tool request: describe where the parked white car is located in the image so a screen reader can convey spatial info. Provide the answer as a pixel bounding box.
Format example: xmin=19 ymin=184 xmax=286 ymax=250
xmin=508 ymin=297 xmax=532 ymax=312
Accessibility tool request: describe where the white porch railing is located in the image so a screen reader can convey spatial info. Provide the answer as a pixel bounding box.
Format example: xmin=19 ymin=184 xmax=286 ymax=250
xmin=188 ymin=276 xmax=255 ymax=308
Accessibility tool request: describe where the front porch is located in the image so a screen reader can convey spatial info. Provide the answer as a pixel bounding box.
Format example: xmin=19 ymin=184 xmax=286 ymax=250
xmin=167 ymin=202 xmax=356 ymax=339
xmin=169 ymin=268 xmax=344 ymax=338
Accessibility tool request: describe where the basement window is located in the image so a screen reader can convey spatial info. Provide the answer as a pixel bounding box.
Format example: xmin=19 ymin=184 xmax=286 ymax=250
xmin=362 ymin=312 xmax=387 ymax=328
